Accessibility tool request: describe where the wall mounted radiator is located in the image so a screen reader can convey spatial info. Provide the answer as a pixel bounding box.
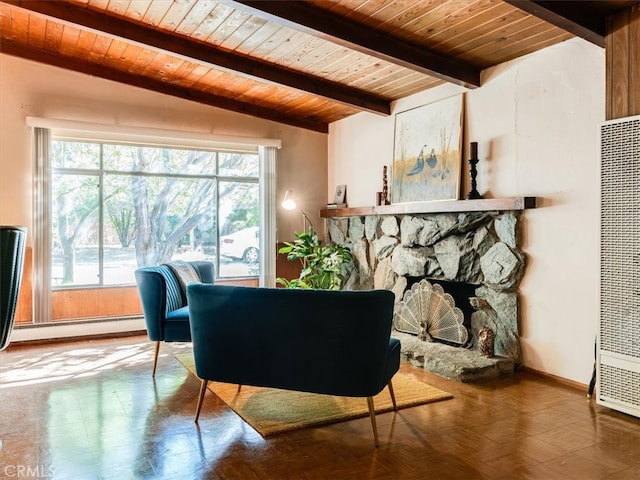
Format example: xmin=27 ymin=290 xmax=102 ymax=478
xmin=598 ymin=114 xmax=640 ymax=418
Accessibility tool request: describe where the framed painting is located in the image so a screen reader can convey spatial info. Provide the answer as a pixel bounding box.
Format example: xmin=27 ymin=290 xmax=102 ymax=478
xmin=391 ymin=94 xmax=464 ymax=203
xmin=333 ymin=184 xmax=346 ymax=204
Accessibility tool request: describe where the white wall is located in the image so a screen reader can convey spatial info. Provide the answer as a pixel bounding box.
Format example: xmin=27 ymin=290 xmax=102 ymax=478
xmin=328 ymin=38 xmax=604 ymax=384
xmin=0 ymin=54 xmax=327 ymax=243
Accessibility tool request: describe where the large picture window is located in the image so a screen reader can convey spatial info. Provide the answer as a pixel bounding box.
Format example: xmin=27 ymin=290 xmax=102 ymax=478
xmin=50 ymin=139 xmax=260 ymax=287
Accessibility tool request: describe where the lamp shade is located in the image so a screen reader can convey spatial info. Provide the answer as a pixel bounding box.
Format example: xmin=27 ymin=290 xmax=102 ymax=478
xmin=281 ymin=190 xmax=296 ymax=210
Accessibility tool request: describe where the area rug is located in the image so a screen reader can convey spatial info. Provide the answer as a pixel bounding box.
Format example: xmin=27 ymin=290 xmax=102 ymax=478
xmin=176 ymin=353 xmax=453 ymax=437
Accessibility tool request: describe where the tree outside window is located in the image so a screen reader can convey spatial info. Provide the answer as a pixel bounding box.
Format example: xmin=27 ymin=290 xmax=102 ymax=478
xmin=50 ymin=140 xmax=260 ymax=287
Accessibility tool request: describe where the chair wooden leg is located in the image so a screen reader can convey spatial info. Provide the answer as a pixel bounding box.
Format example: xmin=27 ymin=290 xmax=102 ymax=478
xmin=195 ymin=379 xmax=208 ymax=423
xmin=367 ymin=396 xmax=380 ymax=447
xmin=151 ymin=341 xmax=160 ymax=377
xmin=237 ymin=384 xmax=242 ymax=393
xmin=387 ymin=380 xmax=397 ymax=411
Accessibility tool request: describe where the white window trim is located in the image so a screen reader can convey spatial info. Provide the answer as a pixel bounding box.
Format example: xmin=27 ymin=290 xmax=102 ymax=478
xmin=25 ymin=116 xmax=282 ymax=150
xmin=259 ymin=146 xmax=277 ymax=288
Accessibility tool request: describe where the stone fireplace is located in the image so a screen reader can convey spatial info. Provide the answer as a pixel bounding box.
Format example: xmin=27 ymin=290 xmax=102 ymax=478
xmin=326 ymin=209 xmax=526 ymax=382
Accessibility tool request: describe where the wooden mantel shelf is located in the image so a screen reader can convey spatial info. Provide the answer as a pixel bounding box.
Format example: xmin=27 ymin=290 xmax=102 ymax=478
xmin=320 ymin=196 xmax=536 ymax=218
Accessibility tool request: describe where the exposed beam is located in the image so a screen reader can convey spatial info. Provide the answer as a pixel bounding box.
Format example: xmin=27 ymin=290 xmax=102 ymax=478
xmin=0 ymin=42 xmax=329 ymax=133
xmin=606 ymin=4 xmax=640 ymax=119
xmin=2 ymin=0 xmax=390 ymax=116
xmin=504 ymin=0 xmax=607 ymax=47
xmin=229 ymin=0 xmax=481 ymax=89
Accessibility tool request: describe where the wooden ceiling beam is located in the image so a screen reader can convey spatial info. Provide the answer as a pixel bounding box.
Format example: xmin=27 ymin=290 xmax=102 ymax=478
xmin=503 ymin=0 xmax=607 ymax=47
xmin=2 ymin=0 xmax=390 ymax=116
xmin=0 ymin=42 xmax=329 ymax=133
xmin=229 ymin=0 xmax=481 ymax=89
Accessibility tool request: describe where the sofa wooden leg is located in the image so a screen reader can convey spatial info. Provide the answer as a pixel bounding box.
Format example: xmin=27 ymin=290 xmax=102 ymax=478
xmin=387 ymin=380 xmax=397 ymax=411
xmin=367 ymin=396 xmax=380 ymax=447
xmin=237 ymin=384 xmax=242 ymax=393
xmin=151 ymin=341 xmax=160 ymax=377
xmin=195 ymin=379 xmax=208 ymax=423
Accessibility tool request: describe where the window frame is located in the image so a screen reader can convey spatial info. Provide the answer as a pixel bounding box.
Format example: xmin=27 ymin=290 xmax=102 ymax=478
xmin=50 ymin=139 xmax=260 ymax=288
xmin=29 ymin=118 xmax=279 ymax=323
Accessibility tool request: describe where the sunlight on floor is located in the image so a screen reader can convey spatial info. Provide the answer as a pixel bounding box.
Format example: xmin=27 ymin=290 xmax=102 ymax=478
xmin=0 ymin=342 xmax=184 ymax=388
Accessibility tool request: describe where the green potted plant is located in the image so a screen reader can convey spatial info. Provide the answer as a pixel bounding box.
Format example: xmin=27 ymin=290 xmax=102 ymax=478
xmin=277 ymin=227 xmax=352 ymax=290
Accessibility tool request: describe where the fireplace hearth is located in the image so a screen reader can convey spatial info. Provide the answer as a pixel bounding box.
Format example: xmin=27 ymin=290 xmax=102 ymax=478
xmin=327 ymin=210 xmax=526 ymax=381
xmin=394 ymin=331 xmax=515 ymax=382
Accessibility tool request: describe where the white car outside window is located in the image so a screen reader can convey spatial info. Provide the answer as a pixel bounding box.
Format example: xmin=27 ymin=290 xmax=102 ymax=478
xmin=220 ymin=226 xmax=260 ymax=263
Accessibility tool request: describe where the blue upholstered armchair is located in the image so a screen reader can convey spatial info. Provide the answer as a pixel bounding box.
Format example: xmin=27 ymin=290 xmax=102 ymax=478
xmin=135 ymin=260 xmax=214 ymax=376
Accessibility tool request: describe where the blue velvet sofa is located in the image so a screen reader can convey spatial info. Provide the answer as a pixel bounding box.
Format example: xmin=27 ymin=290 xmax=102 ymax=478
xmin=135 ymin=260 xmax=214 ymax=376
xmin=186 ymin=283 xmax=401 ymax=446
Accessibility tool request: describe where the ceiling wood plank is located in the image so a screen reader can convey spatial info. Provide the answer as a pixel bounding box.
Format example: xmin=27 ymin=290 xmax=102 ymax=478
xmin=73 ymin=29 xmax=98 ymax=60
xmin=483 ymin=26 xmax=573 ymax=63
xmin=233 ymin=18 xmax=284 ymax=54
xmin=174 ymin=0 xmax=220 ymax=37
xmin=105 ymin=0 xmax=131 ymax=18
xmin=2 ymin=0 xmax=390 ymax=115
xmin=219 ymin=13 xmax=267 ymax=51
xmin=155 ymin=0 xmax=196 ymax=31
xmin=58 ymin=23 xmax=81 ymax=56
xmin=123 ymin=0 xmax=153 ymax=21
xmin=461 ymin=17 xmax=560 ymax=64
xmin=84 ymin=0 xmax=108 ymax=12
xmin=139 ymin=0 xmax=173 ymax=27
xmin=369 ymin=0 xmax=444 ymax=35
xmin=0 ymin=41 xmax=329 ymax=133
xmin=26 ymin=10 xmax=46 ymax=49
xmin=5 ymin=5 xmax=29 ymax=45
xmin=503 ymin=0 xmax=608 ymax=48
xmin=191 ymin=2 xmax=236 ymax=41
xmin=88 ymin=34 xmax=113 ymax=65
xmin=230 ymin=0 xmax=481 ymax=88
xmin=426 ymin=3 xmax=528 ymax=52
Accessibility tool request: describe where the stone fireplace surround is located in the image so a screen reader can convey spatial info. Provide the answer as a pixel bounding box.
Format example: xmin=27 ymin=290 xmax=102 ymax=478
xmin=325 ymin=208 xmax=527 ymax=382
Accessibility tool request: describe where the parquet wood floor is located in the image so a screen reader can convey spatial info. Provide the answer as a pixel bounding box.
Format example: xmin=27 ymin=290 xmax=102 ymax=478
xmin=1 ymin=335 xmax=639 ymax=479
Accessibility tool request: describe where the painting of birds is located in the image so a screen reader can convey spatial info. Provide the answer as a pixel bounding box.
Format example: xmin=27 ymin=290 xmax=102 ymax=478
xmin=427 ymin=148 xmax=438 ymax=168
xmin=391 ymin=94 xmax=463 ymax=203
xmin=407 ymin=145 xmax=427 ymax=176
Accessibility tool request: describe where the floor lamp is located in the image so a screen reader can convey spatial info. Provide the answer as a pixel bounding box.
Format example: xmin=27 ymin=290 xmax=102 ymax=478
xmin=281 ymin=190 xmax=313 ymax=232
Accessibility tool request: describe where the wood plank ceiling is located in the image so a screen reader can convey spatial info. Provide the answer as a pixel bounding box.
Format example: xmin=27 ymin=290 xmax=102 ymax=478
xmin=0 ymin=0 xmax=637 ymax=133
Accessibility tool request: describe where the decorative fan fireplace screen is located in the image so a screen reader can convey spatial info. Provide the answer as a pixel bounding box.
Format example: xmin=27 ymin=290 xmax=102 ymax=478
xmin=393 ymin=279 xmax=469 ymax=346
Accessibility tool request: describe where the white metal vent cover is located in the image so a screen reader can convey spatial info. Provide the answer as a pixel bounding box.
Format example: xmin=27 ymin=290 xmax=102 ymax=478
xmin=599 ymin=114 xmax=640 ymax=419
xmin=599 ymin=363 xmax=640 ymax=411
xmin=600 ymin=115 xmax=640 ymax=360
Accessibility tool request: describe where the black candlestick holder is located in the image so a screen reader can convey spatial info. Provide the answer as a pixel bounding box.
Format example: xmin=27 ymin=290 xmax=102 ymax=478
xmin=467 ymin=142 xmax=483 ymax=200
